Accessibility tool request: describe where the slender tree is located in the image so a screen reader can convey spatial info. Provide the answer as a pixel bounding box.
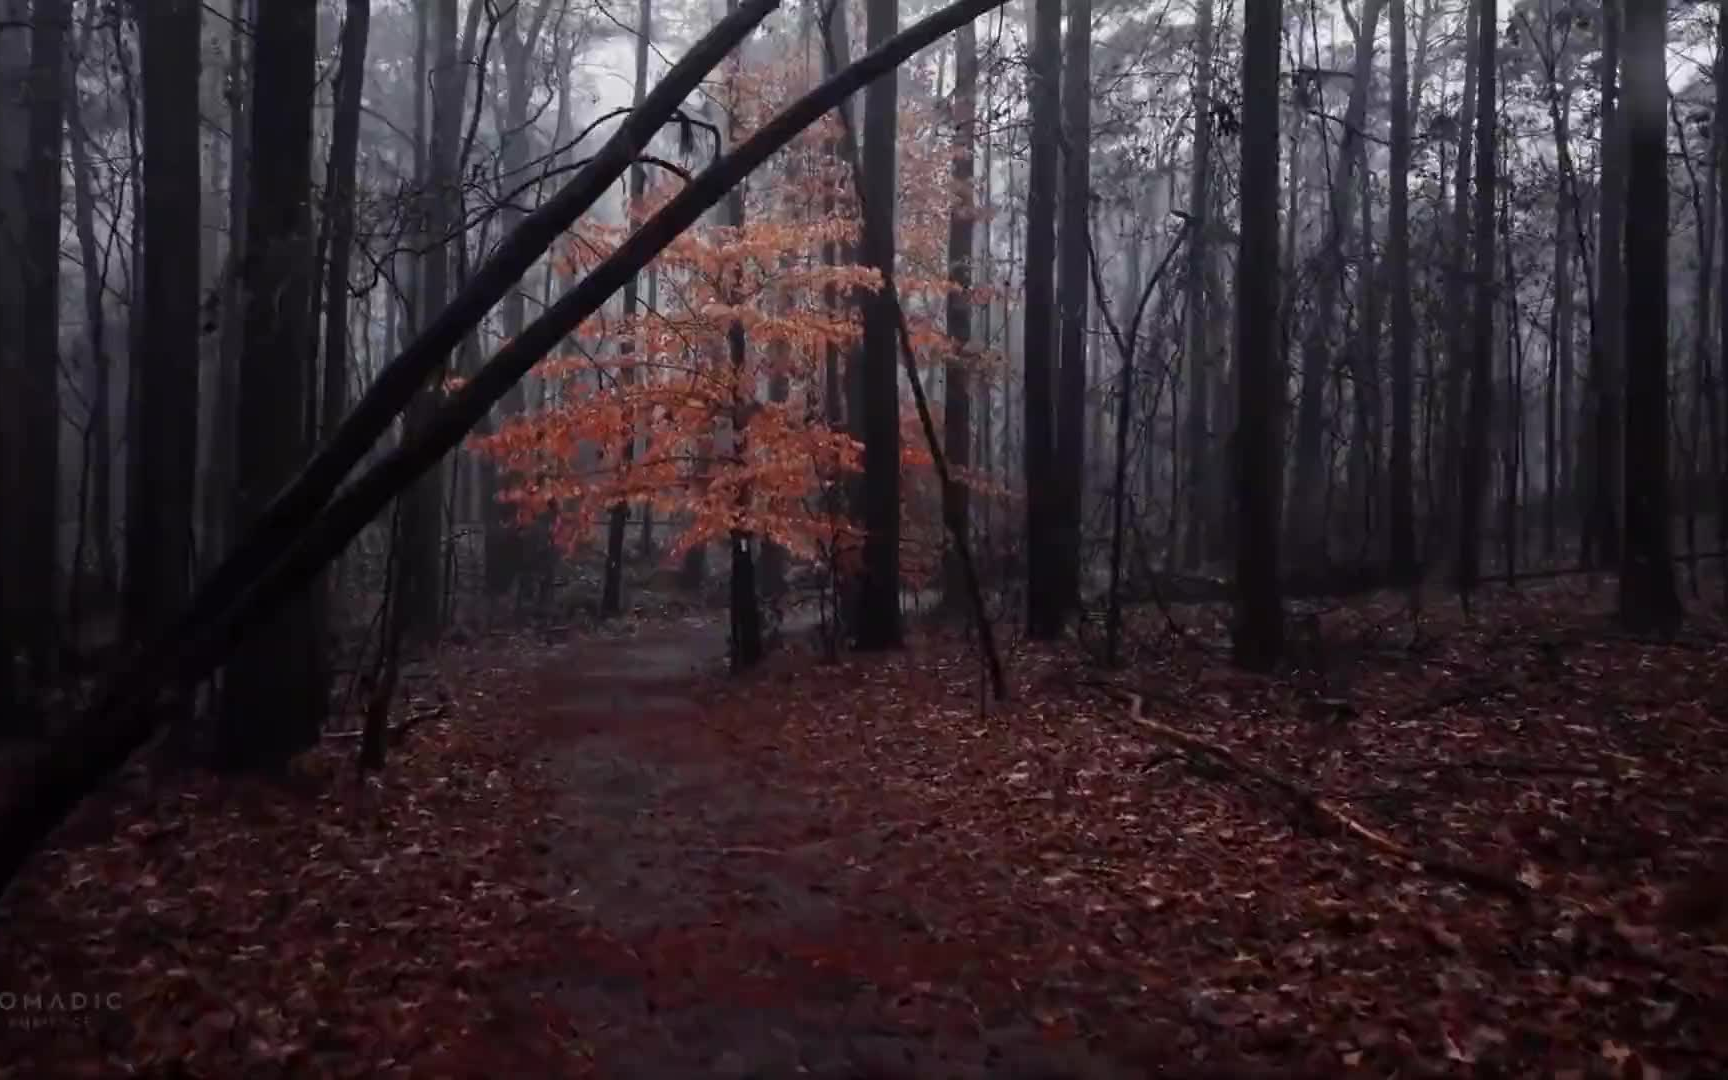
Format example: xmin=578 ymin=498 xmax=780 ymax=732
xmin=1616 ymin=0 xmax=1680 ymax=631
xmin=17 ymin=0 xmax=67 ymax=695
xmin=942 ymin=17 xmax=978 ymax=608
xmin=1055 ymin=0 xmax=1092 ymax=605
xmin=1180 ymin=0 xmax=1214 ymax=572
xmin=318 ymin=0 xmax=370 ymax=441
xmin=1022 ymin=0 xmax=1062 ymax=638
xmin=1387 ymin=0 xmax=1416 ymax=581
xmin=1457 ymin=0 xmax=1495 ymax=598
xmin=855 ymin=0 xmax=903 ymax=649
xmin=1589 ymin=0 xmax=1624 ymax=567
xmin=601 ymin=0 xmax=654 ymax=618
xmin=1233 ymin=0 xmax=1284 ymax=670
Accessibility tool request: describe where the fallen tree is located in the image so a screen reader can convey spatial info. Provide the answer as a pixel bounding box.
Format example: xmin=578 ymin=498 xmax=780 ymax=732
xmin=0 ymin=0 xmax=1017 ymax=893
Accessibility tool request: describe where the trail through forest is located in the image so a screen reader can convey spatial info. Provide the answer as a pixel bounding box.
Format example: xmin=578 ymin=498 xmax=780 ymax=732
xmin=4 ymin=584 xmax=1728 ymax=1077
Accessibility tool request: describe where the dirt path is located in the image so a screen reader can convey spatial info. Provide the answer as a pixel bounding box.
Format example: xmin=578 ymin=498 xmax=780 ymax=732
xmin=499 ymin=617 xmax=1133 ymax=1079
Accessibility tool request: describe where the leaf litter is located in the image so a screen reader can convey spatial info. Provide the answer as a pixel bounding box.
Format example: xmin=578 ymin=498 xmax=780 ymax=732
xmin=1 ymin=578 xmax=1725 ymax=1077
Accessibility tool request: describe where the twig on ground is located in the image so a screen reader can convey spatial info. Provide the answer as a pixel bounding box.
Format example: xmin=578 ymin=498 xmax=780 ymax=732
xmin=1100 ymin=687 xmax=1534 ymax=905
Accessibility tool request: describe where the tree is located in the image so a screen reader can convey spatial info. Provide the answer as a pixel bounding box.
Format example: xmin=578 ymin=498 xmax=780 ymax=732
xmin=1616 ymin=0 xmax=1680 ymax=631
xmin=129 ymin=0 xmax=200 ymax=680
xmin=941 ymin=17 xmax=977 ymax=609
xmin=1180 ymin=0 xmax=1214 ymax=573
xmin=855 ymin=0 xmax=902 ymax=650
xmin=16 ymin=0 xmax=66 ymax=699
xmin=1456 ymin=0 xmax=1496 ymax=598
xmin=1589 ymin=0 xmax=1624 ymax=567
xmin=1232 ymin=0 xmax=1284 ymax=671
xmin=1387 ymin=0 xmax=1416 ymax=581
xmin=1022 ymin=0 xmax=1061 ymax=638
xmin=218 ymin=0 xmax=323 ymax=769
xmin=1055 ymin=0 xmax=1092 ymax=605
xmin=317 ymin=0 xmax=371 ymax=443
xmin=1288 ymin=0 xmax=1382 ymax=568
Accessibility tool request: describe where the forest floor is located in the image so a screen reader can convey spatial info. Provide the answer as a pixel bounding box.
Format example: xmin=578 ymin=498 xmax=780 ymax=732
xmin=3 ymin=577 xmax=1727 ymax=1077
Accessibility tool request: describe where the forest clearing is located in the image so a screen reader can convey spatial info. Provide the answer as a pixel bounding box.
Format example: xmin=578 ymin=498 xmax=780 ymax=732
xmin=3 ymin=0 xmax=1727 ymax=1074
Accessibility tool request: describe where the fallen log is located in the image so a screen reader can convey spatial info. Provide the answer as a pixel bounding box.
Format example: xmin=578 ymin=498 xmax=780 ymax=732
xmin=1107 ymin=689 xmax=1533 ymax=905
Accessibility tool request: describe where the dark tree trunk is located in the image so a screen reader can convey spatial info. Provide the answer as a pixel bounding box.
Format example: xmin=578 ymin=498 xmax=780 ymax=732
xmin=128 ymin=0 xmax=199 ymax=664
xmin=1055 ymin=0 xmax=1091 ymax=604
xmin=855 ymin=0 xmax=902 ymax=650
xmin=16 ymin=0 xmax=68 ymax=694
xmin=1456 ymin=0 xmax=1495 ymax=599
xmin=941 ymin=18 xmax=977 ymax=609
xmin=1022 ymin=0 xmax=1061 ymax=638
xmin=1387 ymin=0 xmax=1416 ymax=581
xmin=1233 ymin=0 xmax=1284 ymax=671
xmin=218 ymin=0 xmax=323 ymax=769
xmin=1616 ymin=0 xmax=1680 ymax=631
xmin=1180 ymin=0 xmax=1213 ymax=573
xmin=319 ymin=0 xmax=370 ymax=441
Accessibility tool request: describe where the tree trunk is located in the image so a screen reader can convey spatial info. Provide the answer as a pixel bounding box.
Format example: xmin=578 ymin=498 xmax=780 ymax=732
xmin=1456 ymin=0 xmax=1495 ymax=598
xmin=602 ymin=0 xmax=654 ymax=618
xmin=319 ymin=0 xmax=370 ymax=442
xmin=1021 ymin=0 xmax=1061 ymax=638
xmin=16 ymin=0 xmax=67 ymax=694
xmin=1387 ymin=0 xmax=1416 ymax=580
xmin=1287 ymin=0 xmax=1381 ymax=568
xmin=1180 ymin=0 xmax=1213 ymax=572
xmin=1055 ymin=0 xmax=1091 ymax=603
xmin=1615 ymin=0 xmax=1680 ymax=631
xmin=855 ymin=0 xmax=902 ymax=650
xmin=1589 ymin=0 xmax=1625 ymax=567
xmin=128 ymin=0 xmax=200 ymax=669
xmin=203 ymin=0 xmax=251 ymax=566
xmin=940 ymin=14 xmax=981 ymax=608
xmin=1233 ymin=0 xmax=1284 ymax=671
xmin=397 ymin=0 xmax=463 ymax=645
xmin=1437 ymin=0 xmax=1478 ymax=564
xmin=65 ymin=43 xmax=116 ymax=599
xmin=219 ymin=0 xmax=323 ymax=769
xmin=940 ymin=18 xmax=977 ymax=610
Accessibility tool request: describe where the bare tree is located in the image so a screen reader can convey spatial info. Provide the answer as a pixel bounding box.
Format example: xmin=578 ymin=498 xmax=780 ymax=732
xmin=219 ymin=0 xmax=324 ymax=768
xmin=1616 ymin=0 xmax=1679 ymax=631
xmin=1387 ymin=0 xmax=1415 ymax=580
xmin=1022 ymin=0 xmax=1061 ymax=638
xmin=1233 ymin=0 xmax=1284 ymax=670
xmin=855 ymin=0 xmax=903 ymax=650
xmin=1055 ymin=0 xmax=1091 ymax=604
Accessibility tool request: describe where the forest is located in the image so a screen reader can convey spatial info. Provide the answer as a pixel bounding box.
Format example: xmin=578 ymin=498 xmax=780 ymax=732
xmin=0 ymin=0 xmax=1725 ymax=1074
